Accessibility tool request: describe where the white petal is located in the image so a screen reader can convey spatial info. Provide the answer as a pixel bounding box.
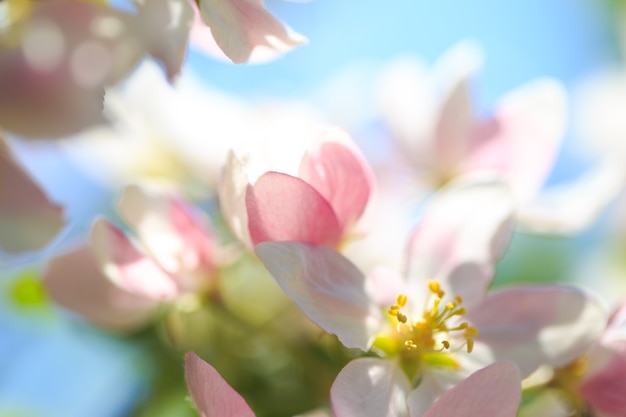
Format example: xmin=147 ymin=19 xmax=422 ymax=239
xmin=256 ymin=241 xmax=383 ymax=350
xmin=465 ymin=286 xmax=608 ymax=377
xmin=407 ymin=174 xmax=515 ymax=310
xmin=331 ymin=358 xmax=410 ymax=417
xmin=422 ymin=361 xmax=521 ymax=417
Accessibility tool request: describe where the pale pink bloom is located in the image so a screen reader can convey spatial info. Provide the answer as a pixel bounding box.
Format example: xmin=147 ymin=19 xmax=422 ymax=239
xmin=377 ymin=43 xmax=569 ymax=230
xmin=193 ymin=0 xmax=306 ymax=64
xmin=44 ymin=184 xmax=216 ymax=331
xmin=256 ymin=176 xmax=607 ymax=416
xmin=219 ymin=126 xmax=375 ymax=249
xmin=0 ymin=137 xmax=65 ymax=253
xmin=0 ymin=0 xmax=193 ymax=139
xmin=185 ymin=351 xmax=522 ymax=417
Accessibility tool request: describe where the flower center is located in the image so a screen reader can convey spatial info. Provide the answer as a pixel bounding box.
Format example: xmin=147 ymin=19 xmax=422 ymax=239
xmin=374 ymin=280 xmax=478 ymax=360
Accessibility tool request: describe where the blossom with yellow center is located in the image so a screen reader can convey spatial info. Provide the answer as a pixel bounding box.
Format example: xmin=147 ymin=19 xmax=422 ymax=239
xmin=256 ymin=177 xmax=607 ymax=417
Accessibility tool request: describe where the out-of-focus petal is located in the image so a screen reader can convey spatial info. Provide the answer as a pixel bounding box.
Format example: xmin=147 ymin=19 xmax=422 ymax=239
xmin=117 ymin=184 xmax=215 ymax=291
xmin=464 ymin=79 xmax=567 ymax=204
xmin=256 ymin=241 xmax=382 ymax=350
xmin=43 ymin=246 xmax=157 ymax=332
xmin=184 ymin=351 xmax=256 ymax=417
xmin=0 ymin=1 xmax=150 ymax=138
xmin=517 ymin=157 xmax=625 ymax=235
xmin=0 ymin=139 xmax=65 ymax=252
xmin=376 ymin=56 xmax=435 ymax=167
xmin=331 ymin=357 xmax=410 ymax=417
xmin=90 ymin=218 xmax=180 ymax=301
xmin=465 ymin=286 xmax=608 ymax=377
xmin=219 ymin=150 xmax=254 ymax=247
xmin=421 ymin=361 xmax=521 ymax=417
xmin=196 ymin=0 xmax=306 ymax=64
xmin=431 ymin=42 xmax=482 ymax=177
xmin=407 ymin=175 xmax=514 ymax=310
xmin=246 ymin=172 xmax=343 ymax=246
xmin=299 ymin=128 xmax=375 ymax=231
xmin=579 ymin=340 xmax=626 ymax=417
xmin=134 ymin=0 xmax=194 ymax=81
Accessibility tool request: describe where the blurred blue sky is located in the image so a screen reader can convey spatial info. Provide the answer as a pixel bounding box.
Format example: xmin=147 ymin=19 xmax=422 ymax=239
xmin=1 ymin=1 xmax=620 ymax=416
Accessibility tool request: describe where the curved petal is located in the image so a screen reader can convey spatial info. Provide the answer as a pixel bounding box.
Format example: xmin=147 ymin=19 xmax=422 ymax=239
xmin=407 ymin=175 xmax=514 ymax=310
xmin=43 ymin=246 xmax=157 ymax=332
xmin=219 ymin=150 xmax=254 ymax=248
xmin=134 ymin=0 xmax=194 ymax=81
xmin=246 ymin=172 xmax=343 ymax=246
xmin=331 ymin=357 xmax=410 ymax=417
xmin=579 ymin=340 xmax=626 ymax=417
xmin=90 ymin=218 xmax=181 ymax=301
xmin=407 ymin=369 xmax=459 ymax=417
xmin=299 ymin=128 xmax=375 ymax=231
xmin=185 ymin=351 xmax=256 ymax=417
xmin=117 ymin=184 xmax=216 ymax=291
xmin=256 ymin=241 xmax=382 ymax=350
xmin=431 ymin=42 xmax=482 ymax=176
xmin=517 ymin=157 xmax=625 ymax=235
xmin=196 ymin=0 xmax=306 ymax=64
xmin=465 ymin=286 xmax=608 ymax=377
xmin=421 ymin=361 xmax=521 ymax=417
xmin=464 ymin=79 xmax=567 ymax=204
xmin=0 ymin=140 xmax=65 ymax=252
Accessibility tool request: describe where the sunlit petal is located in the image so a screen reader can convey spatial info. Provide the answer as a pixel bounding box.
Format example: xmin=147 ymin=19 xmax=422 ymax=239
xmin=256 ymin=241 xmax=382 ymax=350
xmin=331 ymin=357 xmax=410 ymax=417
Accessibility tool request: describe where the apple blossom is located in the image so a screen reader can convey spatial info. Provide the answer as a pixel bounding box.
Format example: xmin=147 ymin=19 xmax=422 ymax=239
xmin=256 ymin=176 xmax=607 ymax=416
xmin=219 ymin=126 xmax=375 ymax=249
xmin=44 ymin=183 xmax=217 ymax=331
xmin=377 ymin=43 xmax=566 ymax=201
xmin=184 ymin=351 xmax=522 ymax=417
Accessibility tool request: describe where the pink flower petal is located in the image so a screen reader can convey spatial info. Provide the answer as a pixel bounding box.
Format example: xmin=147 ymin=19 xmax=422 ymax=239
xmin=184 ymin=351 xmax=256 ymax=417
xmin=465 ymin=286 xmax=607 ymax=377
xmin=463 ymin=79 xmax=567 ymax=204
xmin=90 ymin=218 xmax=180 ymax=301
xmin=246 ymin=172 xmax=343 ymax=246
xmin=117 ymin=184 xmax=216 ymax=291
xmin=421 ymin=361 xmax=521 ymax=417
xmin=196 ymin=0 xmax=306 ymax=64
xmin=331 ymin=357 xmax=411 ymax=417
xmin=0 ymin=139 xmax=65 ymax=252
xmin=43 ymin=246 xmax=157 ymax=332
xmin=256 ymin=241 xmax=382 ymax=350
xmin=579 ymin=340 xmax=626 ymax=417
xmin=299 ymin=129 xmax=375 ymax=231
xmin=407 ymin=175 xmax=514 ymax=310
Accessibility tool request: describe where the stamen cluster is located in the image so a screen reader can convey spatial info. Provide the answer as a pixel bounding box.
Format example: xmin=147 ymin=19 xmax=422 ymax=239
xmin=387 ymin=280 xmax=479 ymax=355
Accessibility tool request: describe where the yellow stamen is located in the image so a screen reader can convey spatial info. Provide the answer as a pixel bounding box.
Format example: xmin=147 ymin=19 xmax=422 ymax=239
xmin=427 ymin=279 xmax=446 ymax=298
xmin=396 ymin=312 xmax=407 ymax=323
xmin=396 ymin=294 xmax=408 ymax=307
xmin=466 ymin=339 xmax=474 ymax=353
xmin=405 ymin=340 xmax=418 ymax=350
